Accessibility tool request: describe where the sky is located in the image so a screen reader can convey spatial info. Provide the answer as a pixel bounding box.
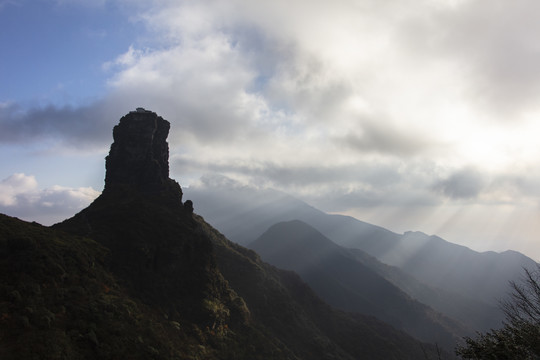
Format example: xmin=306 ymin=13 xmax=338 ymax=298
xmin=2 ymin=0 xmax=540 ymax=260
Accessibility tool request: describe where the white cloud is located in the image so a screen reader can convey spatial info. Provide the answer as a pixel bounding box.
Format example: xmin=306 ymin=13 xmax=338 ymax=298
xmin=4 ymin=0 xmax=540 ymax=205
xmin=102 ymin=45 xmax=142 ymax=70
xmin=0 ymin=173 xmax=38 ymax=206
xmin=0 ymin=173 xmax=100 ymax=224
xmin=97 ymin=0 xmax=540 ymax=211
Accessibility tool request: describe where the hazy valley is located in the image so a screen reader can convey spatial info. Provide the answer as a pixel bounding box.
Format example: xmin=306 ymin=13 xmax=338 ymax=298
xmin=185 ymin=179 xmax=539 ymax=346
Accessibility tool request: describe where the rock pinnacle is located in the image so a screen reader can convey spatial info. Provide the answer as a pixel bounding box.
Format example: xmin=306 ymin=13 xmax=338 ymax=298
xmin=104 ymin=108 xmax=178 ymax=196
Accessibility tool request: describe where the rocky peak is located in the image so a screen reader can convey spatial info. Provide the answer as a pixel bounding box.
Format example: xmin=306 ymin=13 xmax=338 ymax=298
xmin=104 ymin=108 xmax=176 ymax=194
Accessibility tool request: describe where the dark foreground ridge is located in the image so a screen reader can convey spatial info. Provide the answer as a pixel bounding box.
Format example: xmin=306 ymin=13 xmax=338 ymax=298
xmin=0 ymin=109 xmax=450 ymax=359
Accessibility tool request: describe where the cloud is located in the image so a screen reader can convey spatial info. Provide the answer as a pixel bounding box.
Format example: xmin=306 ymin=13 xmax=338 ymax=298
xmin=98 ymin=0 xmax=455 ymax=193
xmin=431 ymin=167 xmax=540 ymax=204
xmin=7 ymin=0 xmax=539 ymax=162
xmin=398 ymin=0 xmax=540 ymax=119
xmin=104 ymin=33 xmax=274 ymax=145
xmin=0 ymin=173 xmax=100 ymax=225
xmin=486 ymin=173 xmax=540 ymax=206
xmin=0 ymin=173 xmax=38 ymax=206
xmin=0 ymin=101 xmax=117 ymax=150
xmin=99 ymin=0 xmax=500 ymax=159
xmin=174 ymin=154 xmax=443 ymax=210
xmin=341 ymin=120 xmax=434 ymax=156
xmin=433 ymin=168 xmax=486 ymax=200
xmin=173 ymin=155 xmax=399 ymax=188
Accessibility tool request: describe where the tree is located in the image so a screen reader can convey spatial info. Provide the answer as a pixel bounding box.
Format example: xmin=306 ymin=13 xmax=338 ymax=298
xmin=456 ymin=266 xmax=540 ymax=359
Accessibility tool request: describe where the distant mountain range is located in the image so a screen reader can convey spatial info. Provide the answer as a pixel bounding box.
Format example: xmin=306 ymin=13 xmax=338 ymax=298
xmin=185 ymin=180 xmax=538 ymax=335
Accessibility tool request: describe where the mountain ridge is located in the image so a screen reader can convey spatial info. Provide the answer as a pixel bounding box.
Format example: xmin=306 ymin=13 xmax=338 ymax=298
xmin=249 ymin=219 xmax=466 ymax=350
xmin=185 ymin=180 xmax=536 ymax=332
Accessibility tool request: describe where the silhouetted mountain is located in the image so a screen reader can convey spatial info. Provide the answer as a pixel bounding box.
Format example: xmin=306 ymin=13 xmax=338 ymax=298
xmin=185 ymin=176 xmax=324 ymax=246
xmin=185 ymin=180 xmax=536 ymax=332
xmin=1 ymin=213 xmax=243 ymax=360
xmin=195 ymin=216 xmax=451 ymax=359
xmin=346 ymin=248 xmax=503 ymax=332
xmin=250 ymin=220 xmax=465 ymax=350
xmin=0 ymin=109 xmax=446 ymax=359
xmin=338 ymin=230 xmax=538 ymax=307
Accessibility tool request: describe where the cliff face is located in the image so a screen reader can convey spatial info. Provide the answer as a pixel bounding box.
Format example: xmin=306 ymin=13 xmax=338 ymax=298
xmin=104 ymin=108 xmax=181 ymax=198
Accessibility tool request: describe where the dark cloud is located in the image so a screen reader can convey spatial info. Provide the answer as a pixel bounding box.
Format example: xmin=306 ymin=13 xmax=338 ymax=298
xmin=341 ymin=120 xmax=433 ymax=156
xmin=0 ymin=101 xmax=115 ymax=149
xmin=173 ymin=155 xmax=405 ymax=188
xmin=434 ymin=168 xmax=486 ymax=200
xmin=195 ymin=173 xmax=247 ymax=189
xmin=188 ymin=170 xmax=440 ymax=216
xmin=172 ymin=154 xmax=446 ymax=214
xmin=308 ymin=185 xmax=440 ymax=213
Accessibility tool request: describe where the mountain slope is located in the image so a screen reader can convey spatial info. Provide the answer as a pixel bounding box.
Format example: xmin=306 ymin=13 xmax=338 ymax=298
xmin=249 ymin=220 xmax=465 ymax=349
xmin=195 ymin=216 xmax=450 ymax=359
xmin=356 ymin=230 xmax=538 ymax=305
xmin=347 ymin=247 xmax=503 ymax=332
xmin=0 ymin=205 xmax=446 ymax=360
xmin=185 ymin=176 xmax=399 ymax=251
xmin=0 ymin=213 xmax=238 ymax=360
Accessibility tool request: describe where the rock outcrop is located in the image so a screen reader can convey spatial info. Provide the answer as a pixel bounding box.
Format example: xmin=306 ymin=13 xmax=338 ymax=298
xmin=56 ymin=109 xmax=229 ymax=325
xmin=104 ymin=108 xmax=180 ymax=198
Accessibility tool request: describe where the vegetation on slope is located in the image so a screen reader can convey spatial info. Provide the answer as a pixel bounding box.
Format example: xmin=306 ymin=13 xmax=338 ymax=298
xmin=456 ymin=266 xmax=540 ymax=359
xmin=197 ymin=215 xmax=451 ymax=359
xmin=0 ymin=213 xmax=211 ymax=360
xmin=54 ymin=186 xmax=293 ymax=360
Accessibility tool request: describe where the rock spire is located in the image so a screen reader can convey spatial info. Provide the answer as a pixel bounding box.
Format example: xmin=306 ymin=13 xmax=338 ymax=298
xmin=104 ymin=108 xmax=177 ymax=195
